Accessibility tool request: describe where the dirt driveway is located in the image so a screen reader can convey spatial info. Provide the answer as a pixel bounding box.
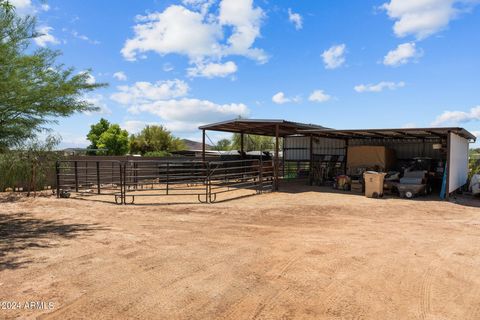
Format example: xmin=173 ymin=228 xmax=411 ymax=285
xmin=2 ymin=183 xmax=480 ymax=319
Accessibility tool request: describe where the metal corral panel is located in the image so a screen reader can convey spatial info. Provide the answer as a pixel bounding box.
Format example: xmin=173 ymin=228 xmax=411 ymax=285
xmin=349 ymin=138 xmax=444 ymax=159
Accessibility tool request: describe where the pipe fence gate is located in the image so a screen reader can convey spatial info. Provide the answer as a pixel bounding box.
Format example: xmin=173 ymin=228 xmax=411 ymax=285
xmin=56 ymin=159 xmax=274 ymax=204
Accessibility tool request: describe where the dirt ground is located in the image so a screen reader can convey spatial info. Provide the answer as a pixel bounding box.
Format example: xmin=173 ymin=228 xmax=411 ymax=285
xmin=2 ymin=181 xmax=480 ymax=320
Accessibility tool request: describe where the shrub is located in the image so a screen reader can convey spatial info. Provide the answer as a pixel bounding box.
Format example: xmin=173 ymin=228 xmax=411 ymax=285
xmin=0 ymin=136 xmax=61 ymax=195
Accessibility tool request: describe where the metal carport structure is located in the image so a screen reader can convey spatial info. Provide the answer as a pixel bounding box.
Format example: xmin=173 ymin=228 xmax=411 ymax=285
xmin=199 ymin=119 xmax=327 ymax=190
xmin=199 ymin=119 xmax=476 ymax=199
xmin=300 ymin=127 xmax=476 ymax=199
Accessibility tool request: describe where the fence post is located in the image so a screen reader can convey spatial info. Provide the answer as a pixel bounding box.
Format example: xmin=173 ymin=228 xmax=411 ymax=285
xmin=166 ymin=162 xmax=170 ymax=195
xmin=55 ymin=161 xmax=60 ymax=198
xmin=206 ymin=161 xmax=210 ymax=203
xmin=259 ymin=158 xmax=263 ymax=194
xmin=134 ymin=162 xmax=138 ymax=190
xmin=121 ymin=162 xmax=125 ymax=205
xmin=96 ymin=161 xmax=101 ymax=194
xmin=74 ymin=161 xmax=78 ymax=192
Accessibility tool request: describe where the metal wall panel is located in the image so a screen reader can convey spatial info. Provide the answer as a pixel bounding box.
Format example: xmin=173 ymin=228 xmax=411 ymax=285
xmin=284 ymin=135 xmax=309 ymax=149
xmin=284 ymin=136 xmax=346 ymax=161
xmin=448 ymin=132 xmax=469 ymax=192
xmin=312 ymin=137 xmax=346 ymax=156
xmin=285 ymin=136 xmax=446 ymax=161
xmin=284 ymin=136 xmax=310 ymax=161
xmin=349 ymin=138 xmax=444 ymax=159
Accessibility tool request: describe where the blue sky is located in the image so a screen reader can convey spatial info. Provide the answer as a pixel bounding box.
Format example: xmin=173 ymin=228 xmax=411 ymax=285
xmin=14 ymin=0 xmax=480 ymax=147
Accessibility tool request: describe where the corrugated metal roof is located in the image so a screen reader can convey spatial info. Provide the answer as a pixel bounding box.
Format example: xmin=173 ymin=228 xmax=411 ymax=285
xmin=199 ymin=119 xmax=328 ymax=137
xmin=199 ymin=119 xmax=476 ymax=142
xmin=300 ymin=127 xmax=476 ymax=141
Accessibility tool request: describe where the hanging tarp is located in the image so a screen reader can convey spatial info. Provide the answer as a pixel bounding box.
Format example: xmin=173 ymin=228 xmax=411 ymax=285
xmin=347 ymin=146 xmax=396 ymax=172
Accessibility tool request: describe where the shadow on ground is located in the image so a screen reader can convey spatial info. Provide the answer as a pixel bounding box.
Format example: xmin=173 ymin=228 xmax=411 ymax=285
xmin=0 ymin=212 xmax=106 ymax=271
xmin=278 ymin=179 xmax=480 ymax=207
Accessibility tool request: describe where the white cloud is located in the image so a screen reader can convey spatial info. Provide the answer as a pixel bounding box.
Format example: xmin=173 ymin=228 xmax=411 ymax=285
xmin=34 ymin=26 xmax=59 ymax=47
xmin=113 ymin=71 xmax=128 ymax=81
xmin=163 ymin=63 xmax=174 ymax=72
xmin=110 ymin=79 xmax=189 ymax=105
xmin=128 ymin=98 xmax=249 ymax=124
xmin=383 ymin=42 xmax=422 ymax=66
xmin=288 ymin=8 xmax=303 ymax=30
xmin=10 ymin=0 xmax=50 ymax=14
xmin=122 ymin=5 xmax=221 ymax=61
xmin=431 ymin=106 xmax=480 ymax=126
xmin=218 ymin=0 xmax=267 ymax=62
xmin=402 ymin=122 xmax=417 ymax=128
xmin=59 ymin=134 xmax=90 ymax=148
xmin=322 ymin=44 xmax=346 ymax=69
xmin=123 ymin=120 xmax=164 ymax=134
xmin=71 ymin=30 xmax=100 ymax=45
xmin=78 ymin=71 xmax=96 ymax=85
xmin=381 ymin=0 xmax=479 ymax=40
xmin=308 ymin=90 xmax=331 ymax=103
xmin=112 ymin=78 xmax=249 ymax=133
xmin=272 ymin=92 xmax=301 ymax=104
xmin=354 ymin=81 xmax=406 ymax=93
xmin=182 ymin=0 xmax=215 ymax=16
xmin=10 ymin=0 xmax=32 ymax=9
xmin=121 ymin=0 xmax=267 ymax=77
xmin=272 ymin=92 xmax=289 ymax=104
xmin=9 ymin=0 xmax=34 ymax=14
xmin=83 ymin=94 xmax=112 ymax=116
xmin=187 ymin=61 xmax=237 ymax=78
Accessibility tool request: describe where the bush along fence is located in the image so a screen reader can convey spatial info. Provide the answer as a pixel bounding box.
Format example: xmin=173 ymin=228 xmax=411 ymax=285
xmin=56 ymin=159 xmax=274 ymax=204
xmin=0 ymin=153 xmax=57 ymax=195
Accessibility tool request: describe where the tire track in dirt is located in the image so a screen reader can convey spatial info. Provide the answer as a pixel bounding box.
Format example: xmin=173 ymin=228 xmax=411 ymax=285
xmin=39 ymin=247 xmax=241 ymax=319
xmin=314 ymin=255 xmax=368 ymax=319
xmin=415 ymin=231 xmax=466 ymax=320
xmin=218 ymin=254 xmax=300 ymax=320
xmin=419 ymin=263 xmax=438 ymax=320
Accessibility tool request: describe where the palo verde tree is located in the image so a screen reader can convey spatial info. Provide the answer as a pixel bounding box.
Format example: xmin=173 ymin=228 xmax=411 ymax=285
xmin=129 ymin=125 xmax=185 ymax=156
xmin=0 ymin=0 xmax=106 ymax=151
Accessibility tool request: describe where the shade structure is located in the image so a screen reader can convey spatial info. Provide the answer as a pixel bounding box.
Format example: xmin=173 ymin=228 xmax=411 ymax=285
xmin=199 ymin=119 xmax=328 ymax=137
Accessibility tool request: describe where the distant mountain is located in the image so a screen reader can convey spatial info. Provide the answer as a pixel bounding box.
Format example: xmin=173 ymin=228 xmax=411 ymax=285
xmin=181 ymin=139 xmax=212 ymax=150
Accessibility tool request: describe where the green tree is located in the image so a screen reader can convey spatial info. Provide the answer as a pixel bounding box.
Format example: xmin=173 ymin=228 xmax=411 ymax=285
xmin=231 ymin=134 xmax=275 ymax=151
xmin=129 ymin=125 xmax=185 ymax=155
xmin=143 ymin=150 xmax=172 ymax=157
xmin=96 ymin=124 xmax=129 ymax=156
xmin=213 ymin=138 xmax=232 ymax=151
xmin=0 ymin=1 xmax=107 ymax=150
xmin=86 ymin=118 xmax=110 ymax=151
